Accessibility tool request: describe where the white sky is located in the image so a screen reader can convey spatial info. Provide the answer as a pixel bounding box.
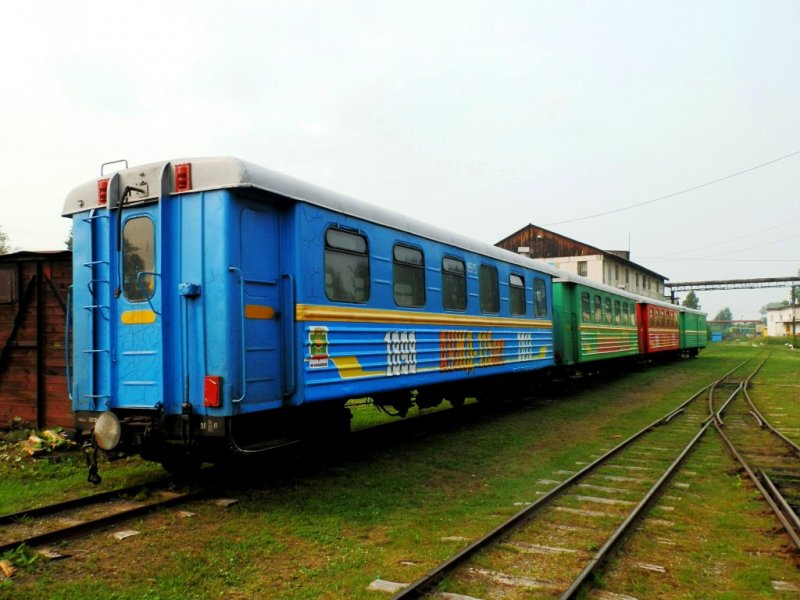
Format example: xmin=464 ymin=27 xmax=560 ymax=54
xmin=1 ymin=1 xmax=798 ymax=319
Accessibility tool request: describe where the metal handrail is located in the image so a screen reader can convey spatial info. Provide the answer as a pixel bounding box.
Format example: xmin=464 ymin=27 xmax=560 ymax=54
xmin=65 ymin=286 xmax=73 ymax=401
xmin=228 ymin=266 xmax=246 ymax=403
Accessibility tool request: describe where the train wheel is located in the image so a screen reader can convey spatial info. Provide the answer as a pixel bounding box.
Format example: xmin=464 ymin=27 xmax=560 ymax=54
xmin=160 ymin=448 xmax=203 ymax=479
xmin=448 ymin=397 xmax=465 ymax=409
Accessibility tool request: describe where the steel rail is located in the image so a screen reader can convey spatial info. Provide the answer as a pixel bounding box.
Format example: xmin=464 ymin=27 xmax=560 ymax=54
xmin=713 ymin=421 xmax=800 ymax=550
xmin=711 ymin=354 xmax=800 ymax=551
xmin=0 ymin=476 xmax=172 ymax=526
xmin=0 ymin=488 xmax=210 ymax=554
xmin=561 ymin=417 xmax=711 ymax=598
xmin=389 ymin=358 xmax=752 ymax=600
xmin=562 ymin=375 xmax=745 ymax=599
xmin=760 ymin=470 xmax=800 ymax=535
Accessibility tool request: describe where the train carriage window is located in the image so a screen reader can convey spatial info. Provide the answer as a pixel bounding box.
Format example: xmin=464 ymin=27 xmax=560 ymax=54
xmin=442 ymin=257 xmax=466 ymax=311
xmin=0 ymin=266 xmax=16 ymax=304
xmin=603 ymin=297 xmax=612 ymax=324
xmin=594 ymin=295 xmax=602 ymax=323
xmin=614 ymin=300 xmax=621 ymax=324
xmin=325 ymin=228 xmax=370 ymax=303
xmin=534 ymin=279 xmax=548 ymax=318
xmin=393 ymin=244 xmax=425 ymax=307
xmin=581 ymin=292 xmax=591 ymax=321
xmin=122 ymin=216 xmax=156 ymax=303
xmin=649 ymin=307 xmax=654 ymax=324
xmin=509 ymin=274 xmax=525 ymax=316
xmin=479 ymin=264 xmax=499 ymax=313
xmin=622 ymin=302 xmax=629 ymax=325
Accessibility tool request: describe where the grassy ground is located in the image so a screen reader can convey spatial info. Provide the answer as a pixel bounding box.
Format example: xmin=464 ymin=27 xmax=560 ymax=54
xmin=1 ymin=343 xmax=798 ymax=598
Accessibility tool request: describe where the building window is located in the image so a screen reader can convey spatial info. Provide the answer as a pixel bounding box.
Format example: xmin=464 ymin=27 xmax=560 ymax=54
xmin=442 ymin=257 xmax=466 ymax=311
xmin=625 ymin=269 xmax=629 ymax=284
xmin=393 ymin=244 xmax=425 ymax=307
xmin=534 ymin=279 xmax=548 ymax=318
xmin=509 ymin=274 xmax=525 ymax=316
xmin=614 ymin=265 xmax=619 ymax=282
xmin=122 ymin=216 xmax=156 ymax=303
xmin=325 ymin=228 xmax=370 ymax=303
xmin=479 ymin=265 xmax=499 ymax=313
xmin=577 ymin=261 xmax=588 ymax=277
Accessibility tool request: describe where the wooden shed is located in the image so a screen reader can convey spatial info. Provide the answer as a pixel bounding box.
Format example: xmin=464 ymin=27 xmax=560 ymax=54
xmin=0 ymin=251 xmax=72 ymax=429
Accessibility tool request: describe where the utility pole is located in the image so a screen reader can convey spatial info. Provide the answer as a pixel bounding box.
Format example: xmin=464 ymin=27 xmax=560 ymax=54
xmin=793 ymin=284 xmax=797 ymax=349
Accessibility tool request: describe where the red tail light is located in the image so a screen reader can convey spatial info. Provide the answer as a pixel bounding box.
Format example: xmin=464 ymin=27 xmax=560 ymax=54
xmin=97 ymin=178 xmax=109 ymax=205
xmin=204 ymin=376 xmax=221 ymax=408
xmin=175 ymin=163 xmax=192 ymax=192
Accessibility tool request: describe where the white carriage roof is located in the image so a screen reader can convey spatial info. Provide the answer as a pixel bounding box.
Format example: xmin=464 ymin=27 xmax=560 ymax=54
xmin=63 ymin=156 xmax=561 ymax=277
xmin=554 ymin=270 xmax=704 ymax=314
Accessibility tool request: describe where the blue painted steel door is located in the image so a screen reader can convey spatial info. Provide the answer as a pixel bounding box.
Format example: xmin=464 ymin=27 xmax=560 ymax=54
xmin=115 ymin=206 xmax=165 ymax=409
xmin=236 ymin=205 xmax=283 ymax=411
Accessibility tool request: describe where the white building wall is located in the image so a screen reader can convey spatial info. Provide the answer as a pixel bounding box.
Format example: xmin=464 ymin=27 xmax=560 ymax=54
xmin=767 ymin=306 xmax=798 ymax=337
xmin=545 ymin=254 xmax=663 ymax=300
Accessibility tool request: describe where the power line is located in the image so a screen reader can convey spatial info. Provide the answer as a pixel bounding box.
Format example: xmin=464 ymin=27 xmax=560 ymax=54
xmin=544 ymin=149 xmax=800 ymax=226
xmin=643 ymin=217 xmax=800 ymax=258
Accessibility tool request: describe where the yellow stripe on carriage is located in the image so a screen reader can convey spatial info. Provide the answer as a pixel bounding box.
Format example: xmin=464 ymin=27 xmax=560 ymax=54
xmin=120 ymin=309 xmax=156 ymax=325
xmin=296 ymin=304 xmax=552 ymax=329
xmin=330 ymin=356 xmax=384 ymax=378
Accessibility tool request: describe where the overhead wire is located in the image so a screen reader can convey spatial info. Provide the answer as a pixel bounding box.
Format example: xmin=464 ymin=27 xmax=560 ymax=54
xmin=543 ymin=149 xmax=800 ymax=227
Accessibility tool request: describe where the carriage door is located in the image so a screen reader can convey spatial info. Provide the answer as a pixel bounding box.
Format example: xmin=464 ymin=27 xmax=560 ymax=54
xmin=115 ymin=207 xmax=165 ymax=409
xmin=237 ymin=206 xmax=283 ymax=410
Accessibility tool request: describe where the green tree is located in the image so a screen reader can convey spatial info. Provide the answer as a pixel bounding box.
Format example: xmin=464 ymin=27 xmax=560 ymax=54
xmin=714 ymin=307 xmax=733 ymax=321
xmin=682 ymin=291 xmax=700 ymax=309
xmin=65 ymin=229 xmax=73 ymax=251
xmin=0 ymin=226 xmax=10 ymax=254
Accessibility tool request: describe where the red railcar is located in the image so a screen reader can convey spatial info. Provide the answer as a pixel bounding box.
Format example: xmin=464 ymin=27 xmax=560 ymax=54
xmin=636 ymin=302 xmax=680 ymax=355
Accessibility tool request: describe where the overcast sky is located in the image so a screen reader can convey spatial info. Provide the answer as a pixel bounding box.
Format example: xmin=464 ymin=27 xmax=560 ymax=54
xmin=2 ymin=1 xmax=798 ymax=319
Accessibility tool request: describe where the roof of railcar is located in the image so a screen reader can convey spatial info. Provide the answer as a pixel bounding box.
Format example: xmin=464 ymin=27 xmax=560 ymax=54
xmin=63 ymin=156 xmax=560 ymax=277
xmin=554 ymin=270 xmax=707 ymax=316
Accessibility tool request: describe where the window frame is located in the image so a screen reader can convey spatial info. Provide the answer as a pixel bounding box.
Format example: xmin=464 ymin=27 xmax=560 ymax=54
xmin=324 ymin=226 xmax=370 ymax=304
xmin=442 ymin=256 xmax=467 ymax=311
xmin=479 ymin=264 xmax=499 ymax=314
xmin=534 ymin=278 xmax=548 ymax=318
xmin=122 ymin=215 xmax=156 ymax=304
xmin=509 ymin=273 xmax=525 ymax=316
xmin=392 ymin=243 xmax=425 ymax=308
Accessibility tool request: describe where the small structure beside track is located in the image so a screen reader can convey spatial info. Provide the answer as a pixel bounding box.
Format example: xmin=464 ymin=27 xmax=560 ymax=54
xmin=0 ymin=250 xmax=72 ymax=429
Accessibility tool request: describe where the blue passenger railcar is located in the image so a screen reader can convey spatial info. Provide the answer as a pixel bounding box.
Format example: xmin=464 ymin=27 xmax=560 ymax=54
xmin=63 ymin=158 xmax=556 ymax=472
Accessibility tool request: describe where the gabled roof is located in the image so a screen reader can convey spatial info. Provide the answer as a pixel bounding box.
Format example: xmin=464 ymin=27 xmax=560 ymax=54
xmin=496 ymin=223 xmax=668 ymax=281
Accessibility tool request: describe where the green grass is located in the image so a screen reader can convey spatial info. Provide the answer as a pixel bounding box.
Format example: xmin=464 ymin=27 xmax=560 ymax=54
xmin=2 ymin=344 xmax=798 ymax=598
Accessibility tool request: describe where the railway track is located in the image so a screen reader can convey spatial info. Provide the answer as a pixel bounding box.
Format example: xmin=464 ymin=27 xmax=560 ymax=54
xmin=386 ymin=357 xmax=766 ymax=599
xmin=0 ymin=476 xmax=210 ymax=555
xmin=711 ymin=353 xmax=800 ymax=551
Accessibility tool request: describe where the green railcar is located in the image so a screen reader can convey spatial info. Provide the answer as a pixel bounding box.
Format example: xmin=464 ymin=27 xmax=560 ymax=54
xmin=680 ymin=309 xmax=708 ymax=355
xmin=553 ymin=277 xmax=640 ymax=365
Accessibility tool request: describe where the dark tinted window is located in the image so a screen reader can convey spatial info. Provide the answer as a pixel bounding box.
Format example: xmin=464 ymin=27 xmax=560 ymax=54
xmin=442 ymin=257 xmax=466 ymax=311
xmin=534 ymin=279 xmax=548 ymax=318
xmin=393 ymin=244 xmax=425 ymax=307
xmin=325 ymin=228 xmax=370 ymax=302
xmin=479 ymin=264 xmax=499 ymax=313
xmin=509 ymin=274 xmax=525 ymax=316
xmin=581 ymin=292 xmax=591 ymax=321
xmin=122 ymin=216 xmax=156 ymax=302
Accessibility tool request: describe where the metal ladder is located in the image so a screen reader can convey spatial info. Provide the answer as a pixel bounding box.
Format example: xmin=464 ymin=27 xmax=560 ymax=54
xmin=80 ymin=210 xmax=112 ymax=408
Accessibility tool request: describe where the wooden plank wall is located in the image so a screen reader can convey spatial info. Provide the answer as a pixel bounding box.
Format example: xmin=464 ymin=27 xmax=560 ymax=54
xmin=0 ymin=252 xmax=72 ymax=429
